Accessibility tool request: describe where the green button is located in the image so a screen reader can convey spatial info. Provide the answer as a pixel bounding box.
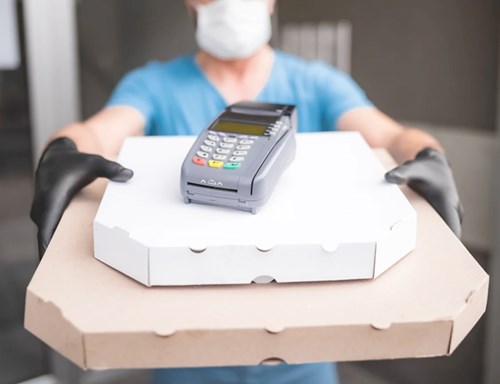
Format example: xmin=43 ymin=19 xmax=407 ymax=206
xmin=224 ymin=162 xmax=241 ymax=169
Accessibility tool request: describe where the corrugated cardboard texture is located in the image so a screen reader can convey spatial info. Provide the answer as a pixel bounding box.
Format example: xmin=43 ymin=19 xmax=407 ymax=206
xmin=24 ymin=149 xmax=489 ymax=369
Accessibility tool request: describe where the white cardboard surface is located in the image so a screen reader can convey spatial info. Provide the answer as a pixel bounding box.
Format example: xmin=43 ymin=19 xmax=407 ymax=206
xmin=94 ymin=132 xmax=416 ymax=286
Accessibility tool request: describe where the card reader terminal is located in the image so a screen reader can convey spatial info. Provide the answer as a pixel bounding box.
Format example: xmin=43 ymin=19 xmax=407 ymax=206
xmin=181 ymin=101 xmax=297 ymax=213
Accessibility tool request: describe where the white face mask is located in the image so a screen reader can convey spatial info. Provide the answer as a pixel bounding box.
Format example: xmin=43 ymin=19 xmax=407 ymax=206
xmin=195 ymin=0 xmax=272 ymax=60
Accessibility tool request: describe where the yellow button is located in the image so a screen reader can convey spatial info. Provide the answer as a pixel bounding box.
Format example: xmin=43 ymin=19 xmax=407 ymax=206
xmin=208 ymin=160 xmax=224 ymax=168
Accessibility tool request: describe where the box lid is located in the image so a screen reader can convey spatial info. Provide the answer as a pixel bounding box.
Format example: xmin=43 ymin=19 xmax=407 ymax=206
xmin=93 ymin=132 xmax=416 ymax=286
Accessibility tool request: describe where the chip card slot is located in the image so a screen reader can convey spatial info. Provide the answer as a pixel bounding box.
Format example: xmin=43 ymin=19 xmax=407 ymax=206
xmin=187 ymin=182 xmax=238 ymax=193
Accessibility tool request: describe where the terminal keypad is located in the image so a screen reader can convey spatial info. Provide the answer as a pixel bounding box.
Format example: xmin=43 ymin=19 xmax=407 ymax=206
xmin=192 ymin=119 xmax=287 ymax=169
xmin=193 ymin=131 xmax=261 ymax=169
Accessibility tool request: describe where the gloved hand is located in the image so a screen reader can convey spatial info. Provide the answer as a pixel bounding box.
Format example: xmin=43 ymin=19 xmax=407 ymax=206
xmin=30 ymin=137 xmax=133 ymax=259
xmin=385 ymin=147 xmax=463 ymax=237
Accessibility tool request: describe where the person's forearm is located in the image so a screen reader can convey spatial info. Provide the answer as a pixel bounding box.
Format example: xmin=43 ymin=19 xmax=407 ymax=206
xmin=51 ymin=123 xmax=106 ymax=156
xmin=387 ymin=127 xmax=444 ymax=164
xmin=337 ymin=108 xmax=444 ymax=164
xmin=44 ymin=106 xmax=146 ymax=158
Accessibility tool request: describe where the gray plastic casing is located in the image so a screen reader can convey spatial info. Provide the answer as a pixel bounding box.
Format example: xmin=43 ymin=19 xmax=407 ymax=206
xmin=180 ymin=102 xmax=297 ymax=213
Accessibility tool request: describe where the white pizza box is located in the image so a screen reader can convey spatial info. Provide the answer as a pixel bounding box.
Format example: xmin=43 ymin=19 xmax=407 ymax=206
xmin=93 ymin=132 xmax=416 ymax=286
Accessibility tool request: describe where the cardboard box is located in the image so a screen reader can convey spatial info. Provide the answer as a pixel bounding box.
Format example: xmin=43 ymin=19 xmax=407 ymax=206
xmin=94 ymin=132 xmax=416 ymax=286
xmin=24 ymin=147 xmax=488 ymax=370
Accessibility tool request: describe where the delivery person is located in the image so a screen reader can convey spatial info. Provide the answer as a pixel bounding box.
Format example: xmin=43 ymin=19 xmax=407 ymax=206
xmin=30 ymin=0 xmax=463 ymax=383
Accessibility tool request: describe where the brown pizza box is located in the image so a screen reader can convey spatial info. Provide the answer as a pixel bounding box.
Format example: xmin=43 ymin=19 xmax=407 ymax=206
xmin=24 ymin=149 xmax=489 ymax=370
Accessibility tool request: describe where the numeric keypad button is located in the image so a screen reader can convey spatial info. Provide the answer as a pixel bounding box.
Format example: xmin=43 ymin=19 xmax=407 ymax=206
xmin=233 ymin=150 xmax=247 ymax=156
xmin=213 ymin=154 xmax=227 ymax=161
xmin=229 ymin=156 xmax=245 ymax=162
xmin=207 ymin=134 xmax=220 ymax=141
xmin=196 ymin=151 xmax=209 ymax=159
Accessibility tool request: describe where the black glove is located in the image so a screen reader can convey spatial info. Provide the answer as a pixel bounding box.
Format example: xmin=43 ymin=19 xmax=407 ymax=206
xmin=30 ymin=137 xmax=133 ymax=259
xmin=385 ymin=148 xmax=463 ymax=237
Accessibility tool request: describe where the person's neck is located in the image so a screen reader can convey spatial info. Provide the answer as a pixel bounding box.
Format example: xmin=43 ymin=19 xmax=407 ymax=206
xmin=196 ymin=45 xmax=273 ymax=81
xmin=195 ymin=45 xmax=274 ymax=104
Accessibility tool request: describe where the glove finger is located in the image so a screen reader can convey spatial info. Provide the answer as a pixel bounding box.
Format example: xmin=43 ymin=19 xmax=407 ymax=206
xmin=91 ymin=156 xmax=133 ymax=182
xmin=36 ymin=192 xmax=73 ymax=259
xmin=37 ymin=230 xmax=48 ymax=260
xmin=415 ymin=147 xmax=441 ymax=160
xmin=385 ymin=162 xmax=416 ymax=184
xmin=432 ymin=200 xmax=462 ymax=238
xmin=457 ymin=202 xmax=465 ymax=224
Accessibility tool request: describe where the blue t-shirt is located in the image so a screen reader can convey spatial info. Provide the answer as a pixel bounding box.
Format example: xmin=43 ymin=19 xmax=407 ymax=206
xmin=107 ymin=50 xmax=372 ymax=136
xmin=106 ymin=50 xmax=372 ymax=384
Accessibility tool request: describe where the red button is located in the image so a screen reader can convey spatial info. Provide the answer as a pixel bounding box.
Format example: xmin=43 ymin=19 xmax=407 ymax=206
xmin=193 ymin=156 xmax=206 ymax=166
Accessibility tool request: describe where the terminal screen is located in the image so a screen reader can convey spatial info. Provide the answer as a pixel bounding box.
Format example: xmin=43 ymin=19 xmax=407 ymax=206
xmin=213 ymin=120 xmax=267 ymax=136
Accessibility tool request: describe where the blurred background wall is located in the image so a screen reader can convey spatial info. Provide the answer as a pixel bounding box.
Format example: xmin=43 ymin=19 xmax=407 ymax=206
xmin=77 ymin=0 xmax=499 ymax=129
xmin=281 ymin=0 xmax=498 ymax=132
xmin=0 ymin=0 xmax=498 ymax=383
